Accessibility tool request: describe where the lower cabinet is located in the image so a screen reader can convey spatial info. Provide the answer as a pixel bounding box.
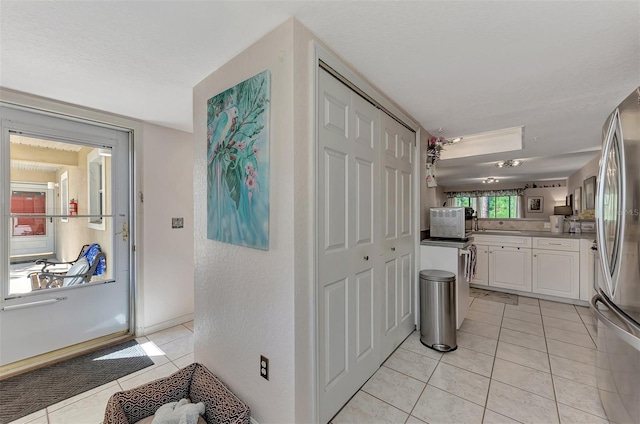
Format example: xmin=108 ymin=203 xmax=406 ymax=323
xmin=471 ymin=245 xmax=489 ymax=286
xmin=532 ymin=249 xmax=580 ymax=299
xmin=471 ymin=235 xmax=586 ymax=301
xmin=489 ymin=246 xmax=532 ymax=292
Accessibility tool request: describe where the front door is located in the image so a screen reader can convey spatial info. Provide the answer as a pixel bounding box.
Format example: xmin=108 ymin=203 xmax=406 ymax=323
xmin=0 ymin=106 xmax=132 ymax=366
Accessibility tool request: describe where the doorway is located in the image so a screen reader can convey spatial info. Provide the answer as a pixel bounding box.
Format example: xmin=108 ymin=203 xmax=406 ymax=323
xmin=0 ymin=106 xmax=133 ymax=367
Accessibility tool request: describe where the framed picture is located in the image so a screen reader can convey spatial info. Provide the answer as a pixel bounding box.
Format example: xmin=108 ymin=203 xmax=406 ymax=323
xmin=574 ymin=187 xmax=582 ymax=215
xmin=527 ymin=196 xmax=544 ymax=213
xmin=584 ymin=176 xmax=596 ymax=210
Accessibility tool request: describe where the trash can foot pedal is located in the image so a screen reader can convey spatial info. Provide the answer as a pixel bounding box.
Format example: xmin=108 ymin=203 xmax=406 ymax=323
xmin=420 ymin=339 xmax=457 ymax=352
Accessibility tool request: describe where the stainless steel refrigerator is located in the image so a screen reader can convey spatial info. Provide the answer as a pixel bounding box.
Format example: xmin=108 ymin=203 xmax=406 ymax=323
xmin=591 ymin=87 xmax=640 ymax=424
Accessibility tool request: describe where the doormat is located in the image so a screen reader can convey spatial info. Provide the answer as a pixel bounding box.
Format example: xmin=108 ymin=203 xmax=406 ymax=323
xmin=470 ymin=287 xmax=518 ymax=305
xmin=0 ymin=339 xmax=153 ymax=424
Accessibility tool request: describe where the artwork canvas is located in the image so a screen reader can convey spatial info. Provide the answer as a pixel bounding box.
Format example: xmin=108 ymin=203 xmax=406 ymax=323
xmin=206 ymin=70 xmax=270 ymax=250
xmin=527 ymin=196 xmax=544 ymax=213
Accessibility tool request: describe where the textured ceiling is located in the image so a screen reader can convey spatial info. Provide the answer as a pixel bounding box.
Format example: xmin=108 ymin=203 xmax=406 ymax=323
xmin=1 ymin=1 xmax=638 ymax=185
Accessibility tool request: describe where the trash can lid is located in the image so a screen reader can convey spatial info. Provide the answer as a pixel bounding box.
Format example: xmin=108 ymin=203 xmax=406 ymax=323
xmin=419 ymin=269 xmax=456 ymax=282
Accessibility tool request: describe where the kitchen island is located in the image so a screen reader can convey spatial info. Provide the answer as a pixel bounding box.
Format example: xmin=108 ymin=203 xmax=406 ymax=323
xmin=420 ymin=237 xmax=474 ymax=329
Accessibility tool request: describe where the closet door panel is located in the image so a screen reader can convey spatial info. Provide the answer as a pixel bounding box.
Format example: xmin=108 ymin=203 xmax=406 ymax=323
xmin=380 ymin=114 xmax=415 ymax=358
xmin=317 ymin=69 xmax=380 ymax=423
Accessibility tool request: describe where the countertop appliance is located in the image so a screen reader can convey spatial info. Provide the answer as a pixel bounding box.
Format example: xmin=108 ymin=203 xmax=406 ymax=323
xmin=429 ymin=207 xmax=473 ymax=240
xmin=590 ymin=87 xmax=640 ymax=424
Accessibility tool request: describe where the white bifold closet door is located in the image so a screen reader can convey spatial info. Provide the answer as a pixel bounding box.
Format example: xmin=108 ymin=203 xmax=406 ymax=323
xmin=380 ymin=113 xmax=415 ymax=358
xmin=317 ymin=68 xmax=415 ymax=423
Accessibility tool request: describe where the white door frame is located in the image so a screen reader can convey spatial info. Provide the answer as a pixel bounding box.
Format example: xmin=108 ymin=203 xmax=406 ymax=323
xmin=0 ymin=103 xmax=136 ymax=365
xmin=312 ymin=41 xmax=422 ymax=423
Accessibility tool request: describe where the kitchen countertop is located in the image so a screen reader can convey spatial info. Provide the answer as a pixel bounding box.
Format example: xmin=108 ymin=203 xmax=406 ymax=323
xmin=420 ymin=237 xmax=474 ymax=248
xmin=471 ymin=230 xmax=596 ymax=240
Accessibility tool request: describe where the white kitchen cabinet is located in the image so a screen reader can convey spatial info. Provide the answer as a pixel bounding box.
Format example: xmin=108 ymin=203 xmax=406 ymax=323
xmin=532 ymin=249 xmax=580 ymax=299
xmin=489 ymin=246 xmax=532 ymax=292
xmin=471 ymin=245 xmax=489 ymax=286
xmin=579 ymin=238 xmax=600 ymax=301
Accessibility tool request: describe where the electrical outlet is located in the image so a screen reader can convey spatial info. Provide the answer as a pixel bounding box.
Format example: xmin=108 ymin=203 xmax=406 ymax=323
xmin=544 ymin=222 xmax=550 ymax=229
xmin=260 ymin=355 xmax=269 ymax=380
xmin=172 ymin=218 xmax=184 ymax=229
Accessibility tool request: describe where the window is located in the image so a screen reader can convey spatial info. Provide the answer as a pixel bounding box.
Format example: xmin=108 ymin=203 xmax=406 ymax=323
xmin=450 ymin=195 xmax=522 ymax=218
xmin=453 ymin=197 xmax=471 ymax=207
xmin=60 ymin=171 xmax=69 ymax=223
xmin=87 ymin=149 xmax=106 ymax=230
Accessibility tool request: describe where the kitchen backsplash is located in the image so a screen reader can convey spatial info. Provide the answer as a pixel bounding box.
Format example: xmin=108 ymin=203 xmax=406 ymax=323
xmin=476 ymin=218 xmax=596 ymax=233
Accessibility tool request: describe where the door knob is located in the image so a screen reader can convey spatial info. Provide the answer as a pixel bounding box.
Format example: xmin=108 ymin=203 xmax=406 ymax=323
xmin=364 ymin=256 xmax=369 ymax=261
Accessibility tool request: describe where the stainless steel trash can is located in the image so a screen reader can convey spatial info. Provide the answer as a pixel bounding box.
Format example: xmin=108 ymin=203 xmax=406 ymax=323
xmin=419 ymin=270 xmax=457 ymax=352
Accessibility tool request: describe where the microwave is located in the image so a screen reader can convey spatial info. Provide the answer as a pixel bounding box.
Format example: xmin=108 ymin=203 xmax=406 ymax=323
xmin=429 ymin=207 xmax=474 ymax=239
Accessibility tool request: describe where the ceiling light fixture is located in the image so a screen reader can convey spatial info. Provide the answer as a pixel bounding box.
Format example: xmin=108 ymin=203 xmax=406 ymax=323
xmin=482 ymin=177 xmax=499 ymax=184
xmin=496 ymin=159 xmax=523 ymax=168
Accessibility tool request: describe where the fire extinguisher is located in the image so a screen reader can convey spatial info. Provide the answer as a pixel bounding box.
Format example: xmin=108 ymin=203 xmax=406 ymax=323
xmin=69 ymin=199 xmax=78 ymax=216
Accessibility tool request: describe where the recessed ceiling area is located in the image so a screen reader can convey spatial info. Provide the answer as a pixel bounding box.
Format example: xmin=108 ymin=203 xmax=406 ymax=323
xmin=1 ymin=1 xmax=638 ymax=185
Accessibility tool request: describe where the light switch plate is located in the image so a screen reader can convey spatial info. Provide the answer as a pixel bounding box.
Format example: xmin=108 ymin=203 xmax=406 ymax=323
xmin=172 ymin=218 xmax=184 ymax=229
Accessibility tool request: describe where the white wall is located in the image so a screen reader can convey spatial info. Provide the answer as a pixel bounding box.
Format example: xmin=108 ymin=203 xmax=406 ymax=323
xmin=523 ymin=186 xmax=568 ymax=218
xmin=0 ymin=88 xmax=195 ymax=339
xmin=139 ymin=122 xmax=194 ymax=333
xmin=567 ymin=155 xmax=599 ymax=211
xmin=193 ymin=20 xmax=296 ymax=424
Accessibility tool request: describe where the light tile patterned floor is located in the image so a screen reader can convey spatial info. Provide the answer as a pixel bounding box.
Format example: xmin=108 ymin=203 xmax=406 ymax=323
xmin=332 ymin=295 xmax=611 ymax=424
xmin=8 ymin=321 xmax=195 ymax=424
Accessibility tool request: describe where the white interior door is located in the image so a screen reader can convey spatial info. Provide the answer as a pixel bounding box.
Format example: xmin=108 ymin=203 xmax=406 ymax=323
xmin=317 ymin=69 xmax=381 ymax=423
xmin=0 ymin=106 xmax=132 ymax=366
xmin=380 ymin=113 xmax=415 ymax=358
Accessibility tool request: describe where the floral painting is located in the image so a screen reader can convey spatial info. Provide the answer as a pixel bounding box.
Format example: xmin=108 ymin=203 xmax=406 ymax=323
xmin=207 ymin=70 xmax=270 ymax=250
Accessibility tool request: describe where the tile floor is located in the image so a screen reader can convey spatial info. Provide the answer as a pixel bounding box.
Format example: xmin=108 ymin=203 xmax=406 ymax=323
xmin=9 ymin=295 xmax=608 ymax=424
xmin=332 ymin=295 xmax=609 ymax=424
xmin=8 ymin=321 xmax=195 ymax=424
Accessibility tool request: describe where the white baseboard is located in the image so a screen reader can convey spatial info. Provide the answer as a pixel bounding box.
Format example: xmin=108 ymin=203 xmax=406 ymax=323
xmin=137 ymin=313 xmax=194 ymax=336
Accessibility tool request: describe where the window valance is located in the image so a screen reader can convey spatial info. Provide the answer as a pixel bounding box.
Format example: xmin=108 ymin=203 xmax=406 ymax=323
xmin=445 ymin=188 xmax=525 ymax=198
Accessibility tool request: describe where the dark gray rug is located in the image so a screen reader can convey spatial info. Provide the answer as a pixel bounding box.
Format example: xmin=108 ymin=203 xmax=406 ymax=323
xmin=0 ymin=340 xmax=153 ymax=424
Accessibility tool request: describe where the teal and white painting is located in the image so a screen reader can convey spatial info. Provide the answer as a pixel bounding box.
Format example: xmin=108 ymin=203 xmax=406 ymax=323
xmin=207 ymin=70 xmax=270 ymax=250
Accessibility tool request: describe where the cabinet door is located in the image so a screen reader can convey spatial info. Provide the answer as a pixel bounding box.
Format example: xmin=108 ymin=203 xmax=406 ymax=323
xmin=471 ymin=245 xmax=489 ymax=286
xmin=489 ymin=246 xmax=532 ymax=292
xmin=532 ymin=249 xmax=580 ymax=299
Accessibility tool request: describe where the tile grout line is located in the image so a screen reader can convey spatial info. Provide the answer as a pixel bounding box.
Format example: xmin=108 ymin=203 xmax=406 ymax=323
xmin=546 ymin=303 xmax=562 ymax=424
xmin=481 ymin=295 xmax=510 ymax=423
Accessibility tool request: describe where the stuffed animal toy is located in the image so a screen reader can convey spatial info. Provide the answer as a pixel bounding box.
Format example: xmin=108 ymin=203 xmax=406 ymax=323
xmin=152 ymin=398 xmax=206 ymax=424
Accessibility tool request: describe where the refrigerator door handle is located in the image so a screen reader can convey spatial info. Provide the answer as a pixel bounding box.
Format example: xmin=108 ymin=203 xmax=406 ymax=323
xmin=591 ymin=293 xmax=640 ymax=350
